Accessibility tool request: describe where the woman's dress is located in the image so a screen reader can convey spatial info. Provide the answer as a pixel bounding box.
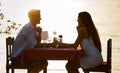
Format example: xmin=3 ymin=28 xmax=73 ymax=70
xmin=80 ymin=38 xmax=103 ymax=69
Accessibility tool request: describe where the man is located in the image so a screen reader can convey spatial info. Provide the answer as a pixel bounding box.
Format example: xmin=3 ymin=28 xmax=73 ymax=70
xmin=11 ymin=9 xmax=48 ymax=73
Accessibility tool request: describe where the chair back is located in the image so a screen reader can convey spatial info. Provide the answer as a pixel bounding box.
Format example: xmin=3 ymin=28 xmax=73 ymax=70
xmin=107 ymin=39 xmax=112 ymax=71
xmin=6 ymin=37 xmax=14 ymax=66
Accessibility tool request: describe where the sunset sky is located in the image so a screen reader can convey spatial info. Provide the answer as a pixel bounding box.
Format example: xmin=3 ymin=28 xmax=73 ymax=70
xmin=0 ymin=0 xmax=120 ymax=43
xmin=0 ymin=1 xmax=120 ymax=73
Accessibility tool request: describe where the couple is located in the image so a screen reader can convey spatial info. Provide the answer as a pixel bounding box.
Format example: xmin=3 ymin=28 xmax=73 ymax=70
xmin=11 ymin=9 xmax=103 ymax=73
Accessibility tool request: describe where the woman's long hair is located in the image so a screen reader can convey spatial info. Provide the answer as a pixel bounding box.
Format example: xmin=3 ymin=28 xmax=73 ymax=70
xmin=78 ymin=11 xmax=102 ymax=52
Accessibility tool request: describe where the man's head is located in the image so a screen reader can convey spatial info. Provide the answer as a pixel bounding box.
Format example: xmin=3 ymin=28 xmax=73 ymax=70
xmin=28 ymin=9 xmax=41 ymax=26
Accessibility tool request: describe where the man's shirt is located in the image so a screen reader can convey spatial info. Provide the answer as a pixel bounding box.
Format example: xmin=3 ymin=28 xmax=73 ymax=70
xmin=11 ymin=23 xmax=38 ymax=58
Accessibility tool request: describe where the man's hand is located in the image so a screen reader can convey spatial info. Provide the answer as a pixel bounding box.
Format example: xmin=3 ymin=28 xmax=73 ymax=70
xmin=36 ymin=27 xmax=42 ymax=33
xmin=36 ymin=26 xmax=42 ymax=44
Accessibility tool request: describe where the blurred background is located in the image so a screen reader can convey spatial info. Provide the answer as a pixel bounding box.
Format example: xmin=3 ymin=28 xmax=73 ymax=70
xmin=0 ymin=0 xmax=120 ymax=73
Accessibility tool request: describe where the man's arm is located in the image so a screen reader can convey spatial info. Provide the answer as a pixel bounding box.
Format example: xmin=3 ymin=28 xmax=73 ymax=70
xmin=35 ymin=27 xmax=42 ymax=48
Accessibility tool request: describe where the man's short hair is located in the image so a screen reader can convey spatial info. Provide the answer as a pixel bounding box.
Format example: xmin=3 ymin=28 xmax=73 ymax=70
xmin=28 ymin=9 xmax=40 ymax=18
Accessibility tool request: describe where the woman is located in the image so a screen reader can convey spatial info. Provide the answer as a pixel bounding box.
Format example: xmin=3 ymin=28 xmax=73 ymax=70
xmin=66 ymin=11 xmax=103 ymax=73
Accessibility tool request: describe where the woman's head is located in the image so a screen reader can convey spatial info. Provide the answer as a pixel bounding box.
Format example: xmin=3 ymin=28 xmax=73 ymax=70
xmin=78 ymin=11 xmax=102 ymax=52
xmin=78 ymin=11 xmax=95 ymax=35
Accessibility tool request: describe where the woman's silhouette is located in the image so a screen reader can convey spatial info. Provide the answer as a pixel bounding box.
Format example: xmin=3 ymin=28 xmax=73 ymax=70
xmin=66 ymin=11 xmax=103 ymax=73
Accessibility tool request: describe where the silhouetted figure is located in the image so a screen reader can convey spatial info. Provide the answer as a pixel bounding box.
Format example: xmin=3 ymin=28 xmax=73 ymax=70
xmin=11 ymin=9 xmax=48 ymax=73
xmin=66 ymin=11 xmax=103 ymax=73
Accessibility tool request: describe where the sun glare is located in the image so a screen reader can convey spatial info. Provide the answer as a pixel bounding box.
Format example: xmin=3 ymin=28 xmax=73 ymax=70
xmin=1 ymin=0 xmax=119 ymax=43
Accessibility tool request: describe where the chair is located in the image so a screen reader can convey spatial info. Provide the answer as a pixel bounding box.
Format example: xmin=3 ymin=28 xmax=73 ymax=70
xmin=83 ymin=39 xmax=112 ymax=73
xmin=6 ymin=37 xmax=47 ymax=73
xmin=6 ymin=37 xmax=29 ymax=73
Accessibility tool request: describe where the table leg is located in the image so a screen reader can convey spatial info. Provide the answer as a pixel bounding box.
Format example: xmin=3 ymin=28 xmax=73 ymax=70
xmin=43 ymin=67 xmax=47 ymax=73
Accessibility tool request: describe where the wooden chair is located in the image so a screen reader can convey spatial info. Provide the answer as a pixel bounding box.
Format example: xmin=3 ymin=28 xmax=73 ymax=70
xmin=6 ymin=37 xmax=30 ymax=73
xmin=82 ymin=39 xmax=112 ymax=73
xmin=6 ymin=37 xmax=47 ymax=73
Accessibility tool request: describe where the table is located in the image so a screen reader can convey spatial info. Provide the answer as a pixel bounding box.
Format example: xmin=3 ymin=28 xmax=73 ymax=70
xmin=21 ymin=48 xmax=84 ymax=73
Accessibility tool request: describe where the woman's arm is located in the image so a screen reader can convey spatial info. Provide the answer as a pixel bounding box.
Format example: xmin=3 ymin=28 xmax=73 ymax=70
xmin=73 ymin=26 xmax=86 ymax=49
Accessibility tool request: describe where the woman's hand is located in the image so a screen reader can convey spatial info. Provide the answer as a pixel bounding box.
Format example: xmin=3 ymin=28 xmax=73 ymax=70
xmin=76 ymin=26 xmax=86 ymax=34
xmin=76 ymin=46 xmax=82 ymax=50
xmin=76 ymin=26 xmax=82 ymax=34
